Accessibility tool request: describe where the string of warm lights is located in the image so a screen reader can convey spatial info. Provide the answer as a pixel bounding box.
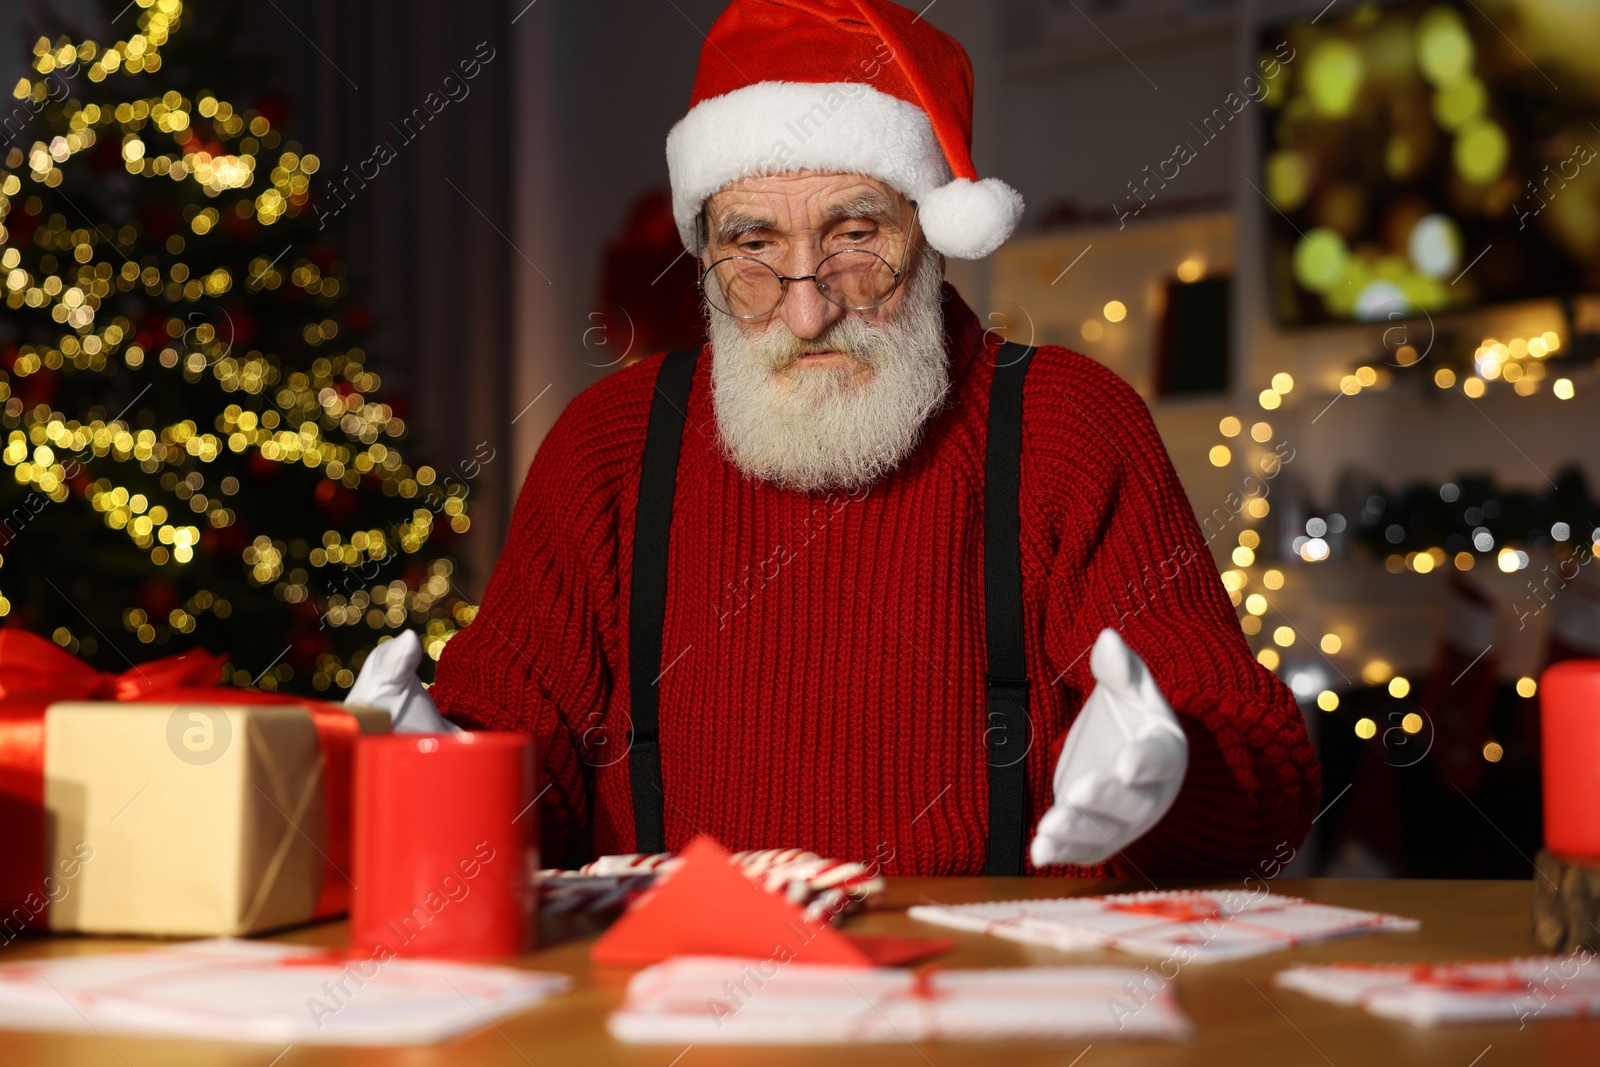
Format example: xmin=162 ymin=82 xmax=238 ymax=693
xmin=1206 ymin=358 xmax=1581 ymax=766
xmin=1315 ymin=330 xmax=1574 ymax=401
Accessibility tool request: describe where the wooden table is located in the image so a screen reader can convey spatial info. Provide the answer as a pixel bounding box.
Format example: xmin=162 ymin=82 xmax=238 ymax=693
xmin=1 ymin=877 xmax=1590 ymax=1066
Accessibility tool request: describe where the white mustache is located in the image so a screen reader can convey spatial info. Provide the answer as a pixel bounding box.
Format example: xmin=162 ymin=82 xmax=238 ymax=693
xmin=752 ymin=317 xmax=884 ymax=372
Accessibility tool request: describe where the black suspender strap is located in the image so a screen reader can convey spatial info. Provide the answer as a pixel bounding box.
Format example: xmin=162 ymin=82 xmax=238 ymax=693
xmin=983 ymin=341 xmax=1036 ymax=876
xmin=627 ymin=346 xmax=700 ymax=854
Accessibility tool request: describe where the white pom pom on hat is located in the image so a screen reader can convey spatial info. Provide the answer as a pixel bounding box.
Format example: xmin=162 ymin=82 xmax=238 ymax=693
xmin=664 ymin=0 xmax=1024 ymax=261
xmin=918 ymin=177 xmax=1026 ymax=261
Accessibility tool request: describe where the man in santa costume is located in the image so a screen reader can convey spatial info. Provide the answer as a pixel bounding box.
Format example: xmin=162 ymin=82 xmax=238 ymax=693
xmin=351 ymin=0 xmax=1319 ymax=876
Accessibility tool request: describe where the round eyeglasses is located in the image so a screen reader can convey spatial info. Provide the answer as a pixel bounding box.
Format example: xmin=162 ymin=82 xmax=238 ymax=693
xmin=700 ymin=249 xmax=904 ymax=320
xmin=697 ymin=209 xmax=920 ymax=320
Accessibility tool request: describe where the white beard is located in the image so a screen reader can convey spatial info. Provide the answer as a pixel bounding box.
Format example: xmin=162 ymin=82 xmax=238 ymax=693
xmin=707 ymin=254 xmax=949 ymax=493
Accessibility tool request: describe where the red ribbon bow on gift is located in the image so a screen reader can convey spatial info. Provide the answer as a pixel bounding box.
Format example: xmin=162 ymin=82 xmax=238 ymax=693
xmin=0 ymin=628 xmax=229 ymax=704
xmin=0 ymin=629 xmax=364 ymax=923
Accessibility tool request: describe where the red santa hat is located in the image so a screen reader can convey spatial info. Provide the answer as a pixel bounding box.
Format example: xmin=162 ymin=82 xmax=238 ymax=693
xmin=666 ymin=0 xmax=1024 ymax=260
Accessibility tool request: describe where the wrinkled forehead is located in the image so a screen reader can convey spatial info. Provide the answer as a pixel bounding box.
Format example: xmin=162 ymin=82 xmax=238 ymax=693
xmin=702 ymin=172 xmax=915 ymax=241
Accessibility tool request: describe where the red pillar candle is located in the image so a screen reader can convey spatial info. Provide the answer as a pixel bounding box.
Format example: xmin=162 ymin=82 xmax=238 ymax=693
xmin=351 ymin=732 xmax=538 ymax=959
xmin=1541 ymin=659 xmax=1600 ymax=860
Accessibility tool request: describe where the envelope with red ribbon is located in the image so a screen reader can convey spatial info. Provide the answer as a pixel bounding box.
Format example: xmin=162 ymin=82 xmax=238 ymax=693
xmin=908 ymin=889 xmax=1420 ymax=962
xmin=1275 ymin=957 xmax=1600 ymax=1026
xmin=610 ymin=957 xmax=1193 ymax=1043
xmin=0 ymin=630 xmax=388 ymax=937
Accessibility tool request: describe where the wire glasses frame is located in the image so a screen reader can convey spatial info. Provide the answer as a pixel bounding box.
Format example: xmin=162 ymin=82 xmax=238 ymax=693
xmin=697 ymin=206 xmax=920 ymax=320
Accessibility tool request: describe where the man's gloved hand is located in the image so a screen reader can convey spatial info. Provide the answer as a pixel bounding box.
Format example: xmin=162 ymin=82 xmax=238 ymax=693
xmin=345 ymin=629 xmax=458 ymax=734
xmin=1029 ymin=628 xmax=1187 ymax=868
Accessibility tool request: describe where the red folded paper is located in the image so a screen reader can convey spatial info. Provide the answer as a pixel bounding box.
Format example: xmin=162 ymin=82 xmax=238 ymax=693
xmin=0 ymin=629 xmax=364 ymax=925
xmin=591 ymin=835 xmax=950 ymax=968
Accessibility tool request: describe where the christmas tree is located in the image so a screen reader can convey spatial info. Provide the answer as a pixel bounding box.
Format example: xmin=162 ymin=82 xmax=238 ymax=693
xmin=0 ymin=0 xmax=474 ymax=694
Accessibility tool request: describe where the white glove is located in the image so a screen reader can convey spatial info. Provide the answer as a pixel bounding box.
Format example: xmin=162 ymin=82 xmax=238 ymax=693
xmin=345 ymin=629 xmax=459 ymax=734
xmin=1029 ymin=628 xmax=1187 ymax=868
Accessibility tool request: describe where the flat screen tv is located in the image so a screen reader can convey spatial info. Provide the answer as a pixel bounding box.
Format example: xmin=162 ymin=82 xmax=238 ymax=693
xmin=1257 ymin=0 xmax=1600 ymax=326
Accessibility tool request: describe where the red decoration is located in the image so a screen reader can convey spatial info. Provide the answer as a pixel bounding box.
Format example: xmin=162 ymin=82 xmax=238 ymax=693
xmin=223 ymin=210 xmax=256 ymax=240
xmin=218 ymin=302 xmax=257 ymax=350
xmin=590 ymin=835 xmax=949 ymax=968
xmin=254 ymin=93 xmax=293 ymax=130
xmin=246 ymin=452 xmax=281 ymax=480
xmin=1542 ymin=659 xmax=1600 ymax=860
xmin=14 ymin=369 xmax=58 ymax=407
xmin=6 ymin=209 xmax=37 ymax=247
xmin=1427 ymin=575 xmax=1497 ymax=795
xmin=314 ymin=478 xmax=357 ymax=524
xmin=291 ymin=630 xmax=331 ymax=664
xmin=598 ymin=189 xmax=705 ymax=362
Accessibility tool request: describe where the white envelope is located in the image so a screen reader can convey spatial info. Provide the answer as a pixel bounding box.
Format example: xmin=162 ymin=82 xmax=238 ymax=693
xmin=909 ymin=890 xmax=1420 ymax=961
xmin=610 ymin=955 xmax=1192 ymax=1043
xmin=1276 ymin=955 xmax=1600 ymax=1026
xmin=0 ymin=938 xmax=569 ymax=1045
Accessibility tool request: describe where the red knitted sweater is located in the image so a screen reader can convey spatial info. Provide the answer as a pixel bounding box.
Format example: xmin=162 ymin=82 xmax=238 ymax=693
xmin=433 ymin=286 xmax=1320 ymax=876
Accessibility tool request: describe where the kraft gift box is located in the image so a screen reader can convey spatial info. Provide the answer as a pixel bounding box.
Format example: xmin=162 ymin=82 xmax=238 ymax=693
xmin=41 ymin=702 xmax=390 ymax=937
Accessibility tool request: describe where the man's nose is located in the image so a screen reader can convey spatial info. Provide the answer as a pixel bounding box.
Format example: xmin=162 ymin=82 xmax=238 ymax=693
xmin=775 ymin=252 xmax=845 ymax=341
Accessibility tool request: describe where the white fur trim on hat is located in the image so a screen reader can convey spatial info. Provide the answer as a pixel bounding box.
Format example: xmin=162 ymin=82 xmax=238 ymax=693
xmin=667 ymin=81 xmax=1021 ymax=260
